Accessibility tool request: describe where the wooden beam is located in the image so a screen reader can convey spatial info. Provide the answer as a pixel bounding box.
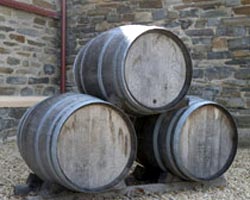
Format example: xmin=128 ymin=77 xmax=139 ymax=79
xmin=0 ymin=0 xmax=58 ymax=19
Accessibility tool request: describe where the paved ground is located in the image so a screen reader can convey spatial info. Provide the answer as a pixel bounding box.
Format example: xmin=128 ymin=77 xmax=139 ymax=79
xmin=0 ymin=141 xmax=249 ymax=200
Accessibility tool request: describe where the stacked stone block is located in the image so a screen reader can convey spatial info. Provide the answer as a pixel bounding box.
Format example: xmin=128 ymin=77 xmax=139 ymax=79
xmin=66 ymin=0 xmax=250 ymax=136
xmin=0 ymin=0 xmax=60 ymax=96
xmin=0 ymin=0 xmax=60 ymax=142
xmin=0 ymin=107 xmax=27 ymax=143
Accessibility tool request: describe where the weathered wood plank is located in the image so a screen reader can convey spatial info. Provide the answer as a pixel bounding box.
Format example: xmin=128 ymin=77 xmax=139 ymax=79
xmin=179 ymin=105 xmax=235 ymax=180
xmin=125 ymin=32 xmax=186 ymax=108
xmin=58 ymin=104 xmax=133 ymax=189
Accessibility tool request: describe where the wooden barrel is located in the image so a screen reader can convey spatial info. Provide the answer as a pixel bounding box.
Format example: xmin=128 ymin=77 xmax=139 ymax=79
xmin=73 ymin=25 xmax=192 ymax=115
xmin=17 ymin=93 xmax=137 ymax=193
xmin=136 ymin=96 xmax=238 ymax=181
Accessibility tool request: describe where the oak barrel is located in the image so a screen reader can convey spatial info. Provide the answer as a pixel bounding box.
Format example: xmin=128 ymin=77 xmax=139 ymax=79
xmin=17 ymin=93 xmax=137 ymax=192
xmin=136 ymin=96 xmax=238 ymax=181
xmin=73 ymin=25 xmax=192 ymax=115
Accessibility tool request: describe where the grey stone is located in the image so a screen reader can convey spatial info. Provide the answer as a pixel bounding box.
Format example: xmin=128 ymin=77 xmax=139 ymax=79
xmin=48 ymin=20 xmax=58 ymax=28
xmin=21 ymin=87 xmax=34 ymax=96
xmin=207 ymin=18 xmax=221 ymax=27
xmin=34 ymin=17 xmax=46 ymax=25
xmin=225 ymin=58 xmax=250 ymax=65
xmin=191 ymin=51 xmax=207 ymax=60
xmin=216 ymin=26 xmax=246 ymax=37
xmin=0 ymin=75 xmax=4 ymax=84
xmin=6 ymin=76 xmax=27 ymax=85
xmin=201 ymin=10 xmax=229 ymax=18
xmin=8 ymin=108 xmax=27 ymax=119
xmin=188 ymin=85 xmax=220 ymax=100
xmin=22 ymin=60 xmax=29 ymax=67
xmin=195 ymin=19 xmax=207 ymax=28
xmin=192 ymin=37 xmax=212 ymax=45
xmin=223 ymin=79 xmax=248 ymax=87
xmin=221 ymin=87 xmax=240 ymax=97
xmin=0 ymin=33 xmax=6 ymax=39
xmin=7 ymin=57 xmax=21 ymax=65
xmin=44 ymin=47 xmax=58 ymax=55
xmin=241 ymin=88 xmax=250 ymax=92
xmin=22 ymin=46 xmax=42 ymax=52
xmin=44 ymin=64 xmax=56 ymax=75
xmin=0 ymin=108 xmax=9 ymax=116
xmin=0 ymin=128 xmax=17 ymax=143
xmin=0 ymin=16 xmax=5 ymax=22
xmin=207 ymin=51 xmax=231 ymax=59
xmin=139 ymin=1 xmax=163 ymax=8
xmin=191 ymin=45 xmax=211 ymax=60
xmin=180 ymin=19 xmax=193 ymax=29
xmin=78 ymin=17 xmax=90 ymax=24
xmin=188 ymin=85 xmax=203 ymax=96
xmin=185 ymin=29 xmax=214 ymax=36
xmin=117 ymin=6 xmax=132 ymax=14
xmin=134 ymin=11 xmax=153 ymax=24
xmin=225 ymin=0 xmax=241 ymax=6
xmin=238 ymin=128 xmax=250 ymax=147
xmin=17 ymin=28 xmax=40 ymax=37
xmin=90 ymin=16 xmax=105 ymax=24
xmin=107 ymin=14 xmax=121 ymax=23
xmin=34 ymin=85 xmax=45 ymax=94
xmin=0 ymin=118 xmax=17 ymax=130
xmin=0 ymin=87 xmax=15 ymax=95
xmin=152 ymin=9 xmax=166 ymax=20
xmin=202 ymin=87 xmax=221 ymax=101
xmin=28 ymin=77 xmax=49 ymax=84
xmin=72 ymin=25 xmax=95 ymax=33
xmin=167 ymin=11 xmax=179 ymax=19
xmin=50 ymin=78 xmax=60 ymax=85
xmin=180 ymin=9 xmax=199 ymax=18
xmin=165 ymin=20 xmax=180 ymax=28
xmin=193 ymin=69 xmax=204 ymax=79
xmin=27 ymin=40 xmax=46 ymax=47
xmin=0 ymin=26 xmax=14 ymax=32
xmin=31 ymin=62 xmax=43 ymax=68
xmin=42 ymin=36 xmax=57 ymax=45
xmin=222 ymin=17 xmax=250 ymax=26
xmin=3 ymin=42 xmax=17 ymax=46
xmin=43 ymin=86 xmax=57 ymax=96
xmin=235 ymin=69 xmax=250 ymax=80
xmin=228 ymin=37 xmax=250 ymax=50
xmin=228 ymin=98 xmax=246 ymax=108
xmin=205 ymin=67 xmax=234 ymax=81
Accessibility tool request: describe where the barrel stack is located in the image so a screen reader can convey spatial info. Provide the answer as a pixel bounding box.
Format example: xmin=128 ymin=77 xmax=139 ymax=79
xmin=17 ymin=25 xmax=238 ymax=193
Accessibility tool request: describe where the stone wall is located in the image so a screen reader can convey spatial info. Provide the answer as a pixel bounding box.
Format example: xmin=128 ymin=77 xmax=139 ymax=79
xmin=0 ymin=0 xmax=60 ymax=96
xmin=66 ymin=0 xmax=250 ymax=135
xmin=0 ymin=107 xmax=27 ymax=143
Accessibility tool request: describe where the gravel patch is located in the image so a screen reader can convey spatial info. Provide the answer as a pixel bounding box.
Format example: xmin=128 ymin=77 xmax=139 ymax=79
xmin=0 ymin=141 xmax=249 ymax=200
